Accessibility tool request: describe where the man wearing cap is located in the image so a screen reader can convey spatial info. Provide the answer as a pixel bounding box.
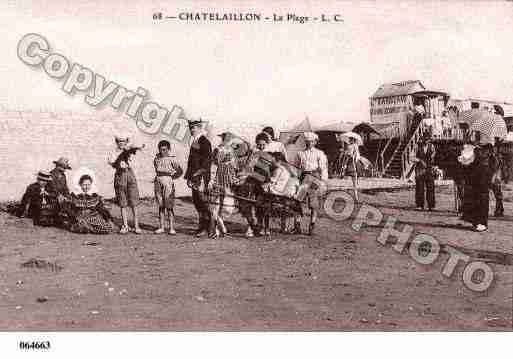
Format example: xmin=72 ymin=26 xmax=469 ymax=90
xmin=414 ymin=134 xmax=436 ymax=211
xmin=50 ymin=157 xmax=71 ymax=201
xmin=294 ymin=131 xmax=328 ymax=235
xmin=17 ymin=171 xmax=58 ymax=226
xmin=185 ymin=119 xmax=213 ymax=236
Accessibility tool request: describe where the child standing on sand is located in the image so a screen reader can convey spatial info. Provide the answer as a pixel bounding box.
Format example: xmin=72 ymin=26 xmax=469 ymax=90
xmin=107 ymin=135 xmax=143 ymax=234
xmin=153 ymin=140 xmax=183 ymax=235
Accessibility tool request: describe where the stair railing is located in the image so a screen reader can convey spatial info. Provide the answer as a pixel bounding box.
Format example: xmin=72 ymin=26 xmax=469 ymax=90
xmin=373 ymin=139 xmax=383 ymax=173
xmin=378 ymin=123 xmax=401 ymax=176
xmin=401 ymin=120 xmax=427 ymax=180
xmin=379 ymin=137 xmax=393 ymax=176
xmin=383 ymin=139 xmax=403 ymax=177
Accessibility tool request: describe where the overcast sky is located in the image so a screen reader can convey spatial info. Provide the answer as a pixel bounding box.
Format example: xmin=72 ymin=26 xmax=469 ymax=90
xmin=1 ymin=0 xmax=513 ymax=131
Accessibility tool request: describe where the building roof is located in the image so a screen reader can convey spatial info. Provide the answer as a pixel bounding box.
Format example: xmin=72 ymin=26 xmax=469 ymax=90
xmin=411 ymin=90 xmax=449 ymax=97
xmin=448 ymin=98 xmax=513 ymax=117
xmin=371 ymin=80 xmax=426 ymax=98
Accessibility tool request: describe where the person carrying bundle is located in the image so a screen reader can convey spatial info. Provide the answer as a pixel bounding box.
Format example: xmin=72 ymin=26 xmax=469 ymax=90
xmin=107 ymin=134 xmax=143 ymax=234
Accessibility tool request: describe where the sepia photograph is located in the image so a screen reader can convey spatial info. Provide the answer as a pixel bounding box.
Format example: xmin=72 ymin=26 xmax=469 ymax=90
xmin=0 ymin=0 xmax=512 ymax=357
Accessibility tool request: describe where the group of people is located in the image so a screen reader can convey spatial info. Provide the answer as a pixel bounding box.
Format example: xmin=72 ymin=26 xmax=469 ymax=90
xmin=16 ymin=120 xmax=333 ymax=238
xmin=413 ymin=131 xmax=504 ymax=232
xmin=185 ymin=121 xmax=329 ymax=239
xmin=16 ymin=158 xmax=116 ymax=234
xmin=423 ymin=112 xmax=453 ymax=140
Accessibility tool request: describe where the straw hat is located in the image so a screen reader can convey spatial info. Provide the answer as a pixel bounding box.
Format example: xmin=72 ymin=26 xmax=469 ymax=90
xmin=188 ymin=118 xmax=204 ymax=127
xmin=37 ymin=171 xmax=52 ymax=182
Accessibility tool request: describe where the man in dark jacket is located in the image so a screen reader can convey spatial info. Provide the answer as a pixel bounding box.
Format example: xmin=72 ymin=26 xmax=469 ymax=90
xmin=17 ymin=171 xmax=58 ymax=226
xmin=50 ymin=157 xmax=72 ymax=200
xmin=415 ymin=134 xmax=436 ymax=210
xmin=185 ymin=119 xmax=212 ymax=236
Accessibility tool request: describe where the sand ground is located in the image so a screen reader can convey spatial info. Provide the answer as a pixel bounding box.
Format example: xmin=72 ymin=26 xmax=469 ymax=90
xmin=0 ymin=184 xmax=512 ymax=330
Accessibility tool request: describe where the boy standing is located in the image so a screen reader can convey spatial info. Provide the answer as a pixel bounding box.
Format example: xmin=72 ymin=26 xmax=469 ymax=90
xmin=108 ymin=135 xmax=142 ymax=234
xmin=154 ymin=140 xmax=183 ymax=235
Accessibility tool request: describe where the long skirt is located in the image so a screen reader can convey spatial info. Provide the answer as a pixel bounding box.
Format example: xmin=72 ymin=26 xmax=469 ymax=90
xmin=69 ymin=212 xmax=115 ymax=234
xmin=462 ymin=182 xmax=489 ymax=227
xmin=208 ymin=184 xmax=236 ymax=217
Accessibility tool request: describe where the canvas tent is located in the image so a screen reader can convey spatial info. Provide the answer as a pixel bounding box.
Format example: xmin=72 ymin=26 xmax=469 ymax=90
xmin=279 ymin=118 xmax=383 ymax=171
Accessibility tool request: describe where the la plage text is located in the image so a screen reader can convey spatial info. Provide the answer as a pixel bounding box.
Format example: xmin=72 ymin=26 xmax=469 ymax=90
xmin=155 ymin=12 xmax=343 ymax=23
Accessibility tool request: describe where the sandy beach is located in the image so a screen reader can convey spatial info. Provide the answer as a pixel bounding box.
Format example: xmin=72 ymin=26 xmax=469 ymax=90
xmin=1 ymin=183 xmax=511 ymax=331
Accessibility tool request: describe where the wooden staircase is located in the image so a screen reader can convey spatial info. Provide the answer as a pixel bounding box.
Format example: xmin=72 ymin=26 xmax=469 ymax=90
xmin=383 ymin=141 xmax=407 ymax=178
xmin=381 ymin=120 xmax=428 ymax=179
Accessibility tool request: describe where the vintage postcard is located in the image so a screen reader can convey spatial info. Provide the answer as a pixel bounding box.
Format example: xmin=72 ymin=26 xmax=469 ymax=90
xmin=0 ymin=0 xmax=512 ymax=357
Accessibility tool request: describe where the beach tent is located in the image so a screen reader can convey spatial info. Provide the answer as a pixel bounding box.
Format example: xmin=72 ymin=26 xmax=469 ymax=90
xmin=290 ymin=117 xmax=313 ymax=132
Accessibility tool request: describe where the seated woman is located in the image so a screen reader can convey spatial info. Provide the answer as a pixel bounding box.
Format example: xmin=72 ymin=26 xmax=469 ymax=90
xmin=65 ymin=174 xmax=116 ymax=234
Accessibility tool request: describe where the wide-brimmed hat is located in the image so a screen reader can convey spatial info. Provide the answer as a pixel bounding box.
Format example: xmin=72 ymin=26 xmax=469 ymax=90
xmin=458 ymin=144 xmax=475 ymax=166
xmin=188 ymin=118 xmax=204 ymax=128
xmin=217 ymin=132 xmax=234 ymax=141
xmin=303 ymin=132 xmax=319 ymax=142
xmin=37 ymin=171 xmax=52 ymax=182
xmin=340 ymin=131 xmax=363 ymax=146
xmin=53 ymin=157 xmax=72 ymax=169
xmin=114 ymin=134 xmax=129 ymax=143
